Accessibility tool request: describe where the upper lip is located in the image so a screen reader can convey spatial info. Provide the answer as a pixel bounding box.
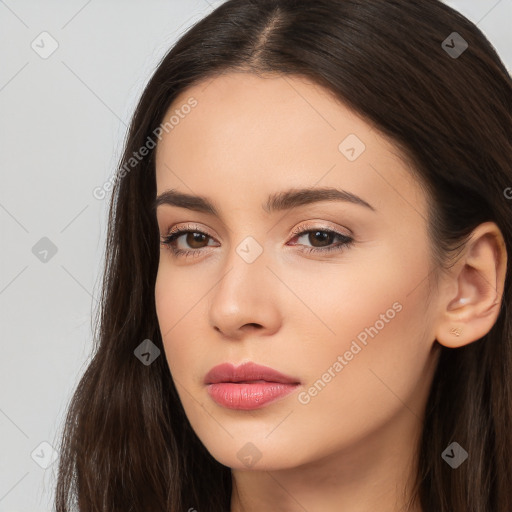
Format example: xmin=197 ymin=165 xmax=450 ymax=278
xmin=204 ymin=362 xmax=300 ymax=385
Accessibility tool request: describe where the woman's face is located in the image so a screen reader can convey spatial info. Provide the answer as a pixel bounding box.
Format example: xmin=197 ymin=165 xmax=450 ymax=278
xmin=154 ymin=71 xmax=441 ymax=471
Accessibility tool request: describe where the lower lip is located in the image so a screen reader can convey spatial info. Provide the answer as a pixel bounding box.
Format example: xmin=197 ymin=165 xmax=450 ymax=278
xmin=207 ymin=382 xmax=299 ymax=410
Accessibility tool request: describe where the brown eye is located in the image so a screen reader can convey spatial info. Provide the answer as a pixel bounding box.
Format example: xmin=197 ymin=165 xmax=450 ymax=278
xmin=288 ymin=226 xmax=354 ymax=255
xmin=160 ymin=225 xmax=219 ymax=259
xmin=185 ymin=232 xmax=209 ymax=248
xmin=307 ymin=230 xmax=336 ymax=247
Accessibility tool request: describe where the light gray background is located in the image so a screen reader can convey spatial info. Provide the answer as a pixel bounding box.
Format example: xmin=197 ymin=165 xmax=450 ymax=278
xmin=0 ymin=1 xmax=510 ymax=510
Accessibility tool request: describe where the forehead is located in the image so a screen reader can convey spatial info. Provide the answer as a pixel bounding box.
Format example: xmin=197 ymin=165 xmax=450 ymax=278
xmin=154 ymin=71 xmax=427 ymax=222
xmin=156 ymin=71 xmax=381 ymax=163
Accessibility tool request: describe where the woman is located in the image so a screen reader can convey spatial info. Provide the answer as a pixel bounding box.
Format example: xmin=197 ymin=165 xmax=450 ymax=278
xmin=55 ymin=0 xmax=512 ymax=510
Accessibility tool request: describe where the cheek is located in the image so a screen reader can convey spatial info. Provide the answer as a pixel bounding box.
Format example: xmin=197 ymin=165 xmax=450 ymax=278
xmin=155 ymin=257 xmax=211 ymax=334
xmin=154 ymin=262 xmax=214 ymax=389
xmin=291 ymin=248 xmax=436 ymax=438
xmin=281 ymin=243 xmax=430 ymax=354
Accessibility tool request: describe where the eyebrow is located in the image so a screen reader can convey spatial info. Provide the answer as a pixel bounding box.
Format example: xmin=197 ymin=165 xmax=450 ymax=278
xmin=152 ymin=187 xmax=376 ymax=215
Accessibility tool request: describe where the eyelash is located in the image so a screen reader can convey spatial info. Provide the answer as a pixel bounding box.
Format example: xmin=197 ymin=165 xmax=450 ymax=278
xmin=160 ymin=223 xmax=354 ymax=259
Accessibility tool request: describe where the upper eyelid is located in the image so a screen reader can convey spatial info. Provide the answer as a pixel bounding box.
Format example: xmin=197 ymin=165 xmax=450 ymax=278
xmin=162 ymin=224 xmax=353 ymax=248
xmin=290 ymin=221 xmax=352 ymax=237
xmin=165 ymin=223 xmax=215 ymax=238
xmin=163 ymin=223 xmax=350 ymax=239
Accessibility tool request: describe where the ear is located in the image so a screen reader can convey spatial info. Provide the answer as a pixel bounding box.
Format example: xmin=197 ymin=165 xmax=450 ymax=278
xmin=435 ymin=221 xmax=507 ymax=348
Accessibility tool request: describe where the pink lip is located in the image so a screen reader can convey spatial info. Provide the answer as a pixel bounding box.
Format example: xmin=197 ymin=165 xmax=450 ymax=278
xmin=204 ymin=362 xmax=301 ymax=410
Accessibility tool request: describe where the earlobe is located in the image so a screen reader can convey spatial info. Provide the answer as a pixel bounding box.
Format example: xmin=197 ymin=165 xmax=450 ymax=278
xmin=449 ymin=326 xmax=463 ymax=337
xmin=435 ymin=222 xmax=507 ymax=349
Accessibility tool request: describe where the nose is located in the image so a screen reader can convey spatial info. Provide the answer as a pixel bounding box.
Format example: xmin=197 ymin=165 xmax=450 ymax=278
xmin=208 ymin=243 xmax=282 ymax=340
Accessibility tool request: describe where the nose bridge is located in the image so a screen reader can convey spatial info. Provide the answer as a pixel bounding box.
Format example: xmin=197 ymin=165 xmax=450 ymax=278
xmin=208 ymin=230 xmax=281 ymax=335
xmin=215 ymin=232 xmax=269 ymax=298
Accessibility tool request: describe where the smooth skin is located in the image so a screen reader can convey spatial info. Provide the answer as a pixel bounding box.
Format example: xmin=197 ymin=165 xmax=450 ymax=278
xmin=154 ymin=72 xmax=507 ymax=512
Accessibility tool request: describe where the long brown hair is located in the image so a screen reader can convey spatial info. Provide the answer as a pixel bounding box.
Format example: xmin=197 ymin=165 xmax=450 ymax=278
xmin=55 ymin=0 xmax=512 ymax=510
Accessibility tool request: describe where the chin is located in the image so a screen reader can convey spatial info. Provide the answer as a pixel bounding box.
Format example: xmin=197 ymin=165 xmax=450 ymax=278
xmin=203 ymin=437 xmax=309 ymax=472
